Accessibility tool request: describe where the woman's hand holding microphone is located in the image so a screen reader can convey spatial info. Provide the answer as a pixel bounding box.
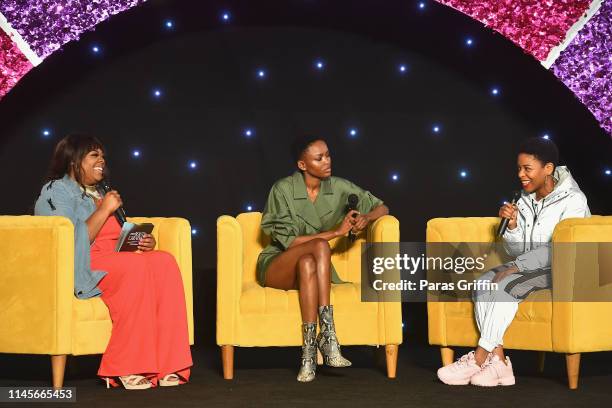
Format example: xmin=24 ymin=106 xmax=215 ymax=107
xmin=99 ymin=190 xmax=156 ymax=251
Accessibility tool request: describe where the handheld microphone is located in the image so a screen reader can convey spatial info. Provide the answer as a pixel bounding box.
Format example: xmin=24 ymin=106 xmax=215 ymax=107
xmin=97 ymin=179 xmax=127 ymax=226
xmin=496 ymin=191 xmax=521 ymax=237
xmin=347 ymin=194 xmax=359 ymax=242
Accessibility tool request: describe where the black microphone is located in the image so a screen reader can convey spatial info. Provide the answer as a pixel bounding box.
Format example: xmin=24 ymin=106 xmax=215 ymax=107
xmin=347 ymin=194 xmax=359 ymax=242
xmin=97 ymin=179 xmax=127 ymax=226
xmin=497 ymin=191 xmax=521 ymax=237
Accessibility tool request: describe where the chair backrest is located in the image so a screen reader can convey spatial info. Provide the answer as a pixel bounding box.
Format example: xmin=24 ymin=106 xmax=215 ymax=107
xmin=235 ymin=212 xmax=365 ymax=284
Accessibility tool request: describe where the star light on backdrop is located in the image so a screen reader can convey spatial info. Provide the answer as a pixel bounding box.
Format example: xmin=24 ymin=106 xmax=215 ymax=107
xmin=0 ymin=0 xmax=608 ymax=136
xmin=1 ymin=0 xmax=610 ymax=225
xmin=191 ymin=228 xmax=198 ymax=235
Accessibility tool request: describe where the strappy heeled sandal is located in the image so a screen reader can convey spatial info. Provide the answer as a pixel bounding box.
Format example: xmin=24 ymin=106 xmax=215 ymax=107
xmin=159 ymin=373 xmax=180 ymax=387
xmin=105 ymin=375 xmax=152 ymax=390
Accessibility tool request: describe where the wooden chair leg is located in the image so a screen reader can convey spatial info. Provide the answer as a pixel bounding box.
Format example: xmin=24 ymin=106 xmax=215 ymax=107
xmin=221 ymin=345 xmax=234 ymax=380
xmin=385 ymin=345 xmax=398 ymax=379
xmin=537 ymin=351 xmax=546 ymax=373
xmin=51 ymin=355 xmax=67 ymax=389
xmin=440 ymin=347 xmax=454 ymax=366
xmin=566 ymin=353 xmax=581 ymax=390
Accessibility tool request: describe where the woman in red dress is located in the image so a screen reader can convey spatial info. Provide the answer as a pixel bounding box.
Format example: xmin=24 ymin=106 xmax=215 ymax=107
xmin=35 ymin=134 xmax=192 ymax=390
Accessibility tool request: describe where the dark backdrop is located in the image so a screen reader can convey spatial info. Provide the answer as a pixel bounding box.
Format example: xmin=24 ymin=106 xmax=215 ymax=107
xmin=0 ymin=0 xmax=610 ymax=349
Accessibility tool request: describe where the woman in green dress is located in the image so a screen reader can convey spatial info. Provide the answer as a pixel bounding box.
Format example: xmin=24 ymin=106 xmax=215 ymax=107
xmin=257 ymin=136 xmax=389 ymax=382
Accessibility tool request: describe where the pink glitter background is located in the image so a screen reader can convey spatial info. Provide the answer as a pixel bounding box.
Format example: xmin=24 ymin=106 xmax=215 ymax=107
xmin=435 ymin=0 xmax=592 ymax=61
xmin=0 ymin=30 xmax=32 ymax=99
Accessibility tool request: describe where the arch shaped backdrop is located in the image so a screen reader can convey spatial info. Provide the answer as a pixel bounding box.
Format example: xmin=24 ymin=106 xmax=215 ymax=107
xmin=0 ymin=0 xmax=610 ymax=135
xmin=0 ymin=0 xmax=610 ymax=263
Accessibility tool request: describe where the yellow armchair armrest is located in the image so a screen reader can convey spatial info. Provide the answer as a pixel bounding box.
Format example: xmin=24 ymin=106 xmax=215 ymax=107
xmin=216 ymin=215 xmax=243 ymax=345
xmin=0 ymin=216 xmax=74 ymax=354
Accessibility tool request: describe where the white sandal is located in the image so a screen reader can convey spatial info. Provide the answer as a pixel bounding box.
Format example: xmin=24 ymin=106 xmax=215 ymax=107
xmin=159 ymin=373 xmax=180 ymax=387
xmin=105 ymin=375 xmax=152 ymax=390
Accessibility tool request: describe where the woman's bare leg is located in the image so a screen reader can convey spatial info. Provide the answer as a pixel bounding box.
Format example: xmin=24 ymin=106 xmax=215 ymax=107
xmin=264 ymin=238 xmax=332 ymax=321
xmin=475 ymin=345 xmax=506 ymax=366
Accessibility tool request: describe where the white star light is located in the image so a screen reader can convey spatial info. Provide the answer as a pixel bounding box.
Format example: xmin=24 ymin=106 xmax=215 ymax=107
xmin=460 ymin=170 xmax=468 ymax=178
xmin=91 ymin=45 xmax=100 ymax=53
xmin=432 ymin=125 xmax=441 ymax=133
xmin=605 ymin=169 xmax=611 ymax=176
xmin=246 ymin=204 xmax=253 ymax=211
xmin=315 ymin=60 xmax=325 ymax=70
xmin=349 ymin=128 xmax=358 ymax=137
xmin=391 ymin=173 xmax=399 ymax=182
xmin=418 ymin=2 xmax=426 ymax=10
xmin=132 ymin=150 xmax=140 ymax=158
xmin=491 ymin=87 xmax=500 ymax=96
xmin=191 ymin=228 xmax=198 ymax=235
xmin=465 ymin=37 xmax=474 ymax=46
xmin=244 ymin=128 xmax=254 ymax=138
xmin=257 ymin=69 xmax=266 ymax=79
xmin=399 ymin=64 xmax=408 ymax=73
xmin=42 ymin=129 xmax=51 ymax=137
xmin=222 ymin=12 xmax=231 ymax=22
xmin=153 ymin=89 xmax=162 ymax=98
xmin=165 ymin=20 xmax=174 ymax=29
xmin=542 ymin=134 xmax=550 ymax=140
xmin=189 ymin=161 xmax=197 ymax=169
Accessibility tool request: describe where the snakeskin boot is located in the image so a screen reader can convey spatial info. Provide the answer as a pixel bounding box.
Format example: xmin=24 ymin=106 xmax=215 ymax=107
xmin=297 ymin=322 xmax=317 ymax=382
xmin=316 ymin=305 xmax=352 ymax=367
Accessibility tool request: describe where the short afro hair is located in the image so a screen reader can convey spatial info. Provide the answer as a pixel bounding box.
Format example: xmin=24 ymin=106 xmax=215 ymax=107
xmin=518 ymin=137 xmax=559 ymax=169
xmin=290 ymin=135 xmax=326 ymax=163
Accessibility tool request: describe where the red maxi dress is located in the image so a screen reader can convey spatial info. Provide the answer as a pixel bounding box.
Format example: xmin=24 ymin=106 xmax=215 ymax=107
xmin=90 ymin=210 xmax=192 ymax=386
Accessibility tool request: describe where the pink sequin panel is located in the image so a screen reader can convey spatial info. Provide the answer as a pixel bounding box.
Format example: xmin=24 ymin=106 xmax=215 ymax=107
xmin=0 ymin=29 xmax=33 ymax=99
xmin=436 ymin=0 xmax=592 ymax=61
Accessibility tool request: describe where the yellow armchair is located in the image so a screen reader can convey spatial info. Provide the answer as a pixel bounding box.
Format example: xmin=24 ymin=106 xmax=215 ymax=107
xmin=426 ymin=216 xmax=612 ymax=389
xmin=0 ymin=215 xmax=194 ymax=388
xmin=216 ymin=212 xmax=402 ymax=379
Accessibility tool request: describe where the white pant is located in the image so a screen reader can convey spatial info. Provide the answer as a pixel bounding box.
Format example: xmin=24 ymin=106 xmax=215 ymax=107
xmin=472 ymin=269 xmax=521 ymax=352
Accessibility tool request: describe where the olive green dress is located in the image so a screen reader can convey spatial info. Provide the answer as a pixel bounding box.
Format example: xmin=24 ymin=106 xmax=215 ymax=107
xmin=256 ymin=171 xmax=384 ymax=286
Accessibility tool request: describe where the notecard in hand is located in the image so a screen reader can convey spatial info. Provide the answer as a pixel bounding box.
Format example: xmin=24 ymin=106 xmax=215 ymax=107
xmin=115 ymin=222 xmax=155 ymax=252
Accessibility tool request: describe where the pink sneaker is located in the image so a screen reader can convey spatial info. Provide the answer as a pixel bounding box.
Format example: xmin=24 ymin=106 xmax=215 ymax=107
xmin=437 ymin=351 xmax=484 ymax=385
xmin=470 ymin=355 xmax=516 ymax=387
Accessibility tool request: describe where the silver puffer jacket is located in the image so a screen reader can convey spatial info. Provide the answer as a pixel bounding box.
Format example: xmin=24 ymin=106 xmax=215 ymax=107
xmin=503 ymin=166 xmax=591 ymax=272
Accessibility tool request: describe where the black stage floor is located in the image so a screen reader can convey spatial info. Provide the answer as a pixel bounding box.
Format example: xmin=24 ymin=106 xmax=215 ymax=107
xmin=1 ymin=340 xmax=610 ymax=408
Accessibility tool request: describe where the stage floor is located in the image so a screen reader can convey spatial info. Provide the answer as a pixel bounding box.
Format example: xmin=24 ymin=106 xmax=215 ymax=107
xmin=1 ymin=342 xmax=610 ymax=407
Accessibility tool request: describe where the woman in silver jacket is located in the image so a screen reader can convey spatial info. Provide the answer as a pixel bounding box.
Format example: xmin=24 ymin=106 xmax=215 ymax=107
xmin=437 ymin=137 xmax=590 ymax=387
